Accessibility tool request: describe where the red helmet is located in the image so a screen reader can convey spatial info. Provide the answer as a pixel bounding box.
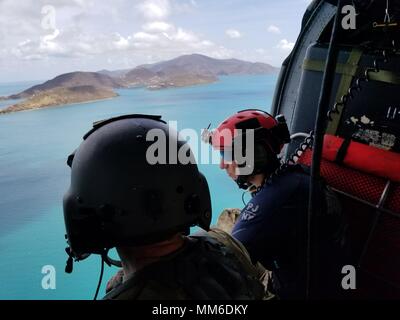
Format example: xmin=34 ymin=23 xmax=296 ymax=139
xmin=211 ymin=109 xmax=289 ymax=154
xmin=207 ymin=109 xmax=290 ymax=189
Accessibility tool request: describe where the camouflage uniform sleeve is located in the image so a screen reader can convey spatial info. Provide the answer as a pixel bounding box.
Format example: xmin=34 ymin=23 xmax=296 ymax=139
xmin=134 ymin=280 xmax=188 ymax=300
xmin=207 ymin=227 xmax=275 ymax=300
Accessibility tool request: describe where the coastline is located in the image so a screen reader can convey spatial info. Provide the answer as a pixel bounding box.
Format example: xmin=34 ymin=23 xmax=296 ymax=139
xmin=0 ymin=95 xmax=119 ymax=115
xmin=0 ymin=80 xmax=218 ymax=115
xmin=0 ymin=73 xmax=279 ymax=116
xmin=147 ymin=78 xmax=218 ymax=90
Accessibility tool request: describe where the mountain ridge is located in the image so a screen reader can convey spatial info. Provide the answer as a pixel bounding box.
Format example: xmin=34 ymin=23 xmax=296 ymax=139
xmin=1 ymin=54 xmax=279 ymax=114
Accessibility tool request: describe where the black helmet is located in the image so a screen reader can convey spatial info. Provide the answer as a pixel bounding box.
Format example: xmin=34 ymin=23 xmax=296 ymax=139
xmin=63 ymin=114 xmax=212 ymax=260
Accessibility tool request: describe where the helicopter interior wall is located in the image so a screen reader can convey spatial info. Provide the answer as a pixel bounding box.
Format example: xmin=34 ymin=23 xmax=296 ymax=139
xmin=275 ymin=0 xmax=400 ymax=156
xmin=292 ymin=41 xmax=400 ymax=298
xmin=271 ymin=0 xmax=400 ymax=299
xmin=289 ymin=43 xmax=346 ymax=135
xmin=289 ymin=42 xmax=400 ymax=153
xmin=336 ymin=74 xmax=400 ymax=152
xmin=298 ymin=146 xmax=400 ymax=298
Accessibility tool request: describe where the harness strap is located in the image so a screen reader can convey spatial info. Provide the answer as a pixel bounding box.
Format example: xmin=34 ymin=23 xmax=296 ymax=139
xmin=335 ymin=138 xmax=351 ymax=164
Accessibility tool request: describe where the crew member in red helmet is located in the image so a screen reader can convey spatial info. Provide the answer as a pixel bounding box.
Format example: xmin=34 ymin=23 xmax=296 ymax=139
xmin=207 ymin=109 xmax=348 ymax=299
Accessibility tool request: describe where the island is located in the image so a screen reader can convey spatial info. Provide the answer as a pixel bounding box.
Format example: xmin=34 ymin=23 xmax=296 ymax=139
xmin=0 ymin=86 xmax=118 ymax=114
xmin=0 ymin=54 xmax=279 ymax=114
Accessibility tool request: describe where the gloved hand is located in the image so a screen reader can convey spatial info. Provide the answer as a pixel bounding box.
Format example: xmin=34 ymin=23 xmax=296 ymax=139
xmin=105 ymin=269 xmax=124 ymax=293
xmin=216 ymin=208 xmax=241 ymax=234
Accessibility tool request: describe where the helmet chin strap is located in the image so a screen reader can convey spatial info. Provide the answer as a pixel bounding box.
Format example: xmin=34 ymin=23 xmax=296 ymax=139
xmin=235 ymin=176 xmax=259 ymax=192
xmin=93 ymin=249 xmax=122 ymax=300
xmin=248 ymin=184 xmax=259 ymax=193
xmin=241 ymin=183 xmax=259 ymax=205
xmin=64 ymin=246 xmax=122 ymax=275
xmin=65 ymin=246 xmax=123 ymax=300
xmin=235 ymin=176 xmax=251 ymax=190
xmin=103 ymin=252 xmax=122 ymax=268
xmin=235 ymin=171 xmax=269 ymax=193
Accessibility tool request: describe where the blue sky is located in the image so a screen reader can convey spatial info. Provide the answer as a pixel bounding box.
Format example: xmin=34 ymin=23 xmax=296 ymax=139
xmin=0 ymin=0 xmax=313 ymax=82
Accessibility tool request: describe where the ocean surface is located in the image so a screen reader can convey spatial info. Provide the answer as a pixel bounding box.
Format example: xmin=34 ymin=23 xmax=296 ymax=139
xmin=0 ymin=75 xmax=277 ymax=299
xmin=0 ymin=81 xmax=41 ymax=110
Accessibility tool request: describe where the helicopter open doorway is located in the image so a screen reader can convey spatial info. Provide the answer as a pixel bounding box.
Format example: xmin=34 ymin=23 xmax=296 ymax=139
xmin=272 ymin=0 xmax=400 ymax=298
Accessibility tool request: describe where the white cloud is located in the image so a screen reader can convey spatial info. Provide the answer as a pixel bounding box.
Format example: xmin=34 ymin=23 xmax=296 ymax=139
xmin=12 ymin=37 xmax=65 ymax=60
xmin=267 ymin=25 xmax=281 ymax=34
xmin=133 ymin=31 xmax=160 ymax=42
xmin=142 ymin=21 xmax=173 ymax=32
xmin=70 ymin=0 xmax=95 ymax=9
xmin=172 ymin=28 xmax=197 ymax=42
xmin=113 ymin=33 xmax=131 ymax=50
xmin=276 ymin=39 xmax=294 ymax=51
xmin=132 ymin=42 xmax=152 ymax=49
xmin=7 ymin=13 xmax=224 ymax=62
xmin=0 ymin=0 xmax=241 ymax=79
xmin=200 ymin=40 xmax=213 ymax=47
xmin=137 ymin=0 xmax=170 ymax=20
xmin=225 ymin=29 xmax=242 ymax=39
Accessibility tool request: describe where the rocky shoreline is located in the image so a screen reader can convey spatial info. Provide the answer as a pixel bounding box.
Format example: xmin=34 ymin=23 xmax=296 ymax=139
xmin=0 ymin=86 xmax=118 ymax=115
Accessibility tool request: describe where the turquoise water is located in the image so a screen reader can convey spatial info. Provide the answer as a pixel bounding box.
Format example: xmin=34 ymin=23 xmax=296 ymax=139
xmin=0 ymin=75 xmax=277 ymax=299
xmin=0 ymin=80 xmax=42 ymax=96
xmin=0 ymin=81 xmax=42 ymax=110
